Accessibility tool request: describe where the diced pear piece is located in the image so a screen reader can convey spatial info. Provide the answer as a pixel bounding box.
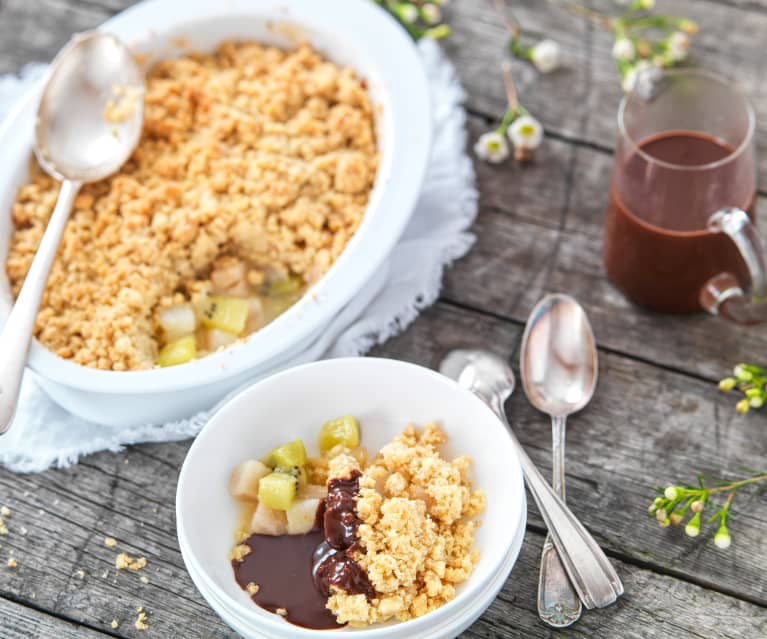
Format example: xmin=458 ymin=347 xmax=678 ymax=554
xmin=157 ymin=336 xmax=197 ymax=367
xmin=297 ymin=484 xmax=328 ymax=500
xmin=268 ymin=275 xmax=303 ymax=296
xmin=249 ymin=502 xmax=288 ymax=536
xmin=205 ymin=328 xmax=238 ymax=351
xmin=257 ymin=472 xmax=298 ymax=511
xmin=228 ymin=460 xmax=271 ymax=501
xmin=158 ymin=304 xmax=197 ymax=342
xmin=261 ymin=439 xmax=307 ymax=469
xmin=200 ymin=296 xmax=249 ymax=335
xmin=286 ymin=498 xmax=323 ymax=535
xmin=318 ymin=416 xmax=360 ymax=453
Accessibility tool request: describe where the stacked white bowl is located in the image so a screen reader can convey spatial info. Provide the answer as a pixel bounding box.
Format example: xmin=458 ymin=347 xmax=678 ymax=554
xmin=176 ymin=358 xmax=528 ymax=638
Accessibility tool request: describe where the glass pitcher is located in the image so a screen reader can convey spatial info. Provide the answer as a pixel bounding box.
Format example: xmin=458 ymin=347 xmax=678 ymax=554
xmin=603 ymin=68 xmax=767 ymax=323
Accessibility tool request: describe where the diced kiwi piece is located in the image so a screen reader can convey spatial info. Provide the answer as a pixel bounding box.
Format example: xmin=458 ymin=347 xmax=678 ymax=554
xmin=257 ymin=472 xmax=298 ymax=511
xmin=267 ymin=275 xmax=303 ymax=297
xmin=318 ymin=416 xmax=360 ymax=453
xmin=157 ymin=336 xmax=197 ymax=367
xmin=261 ymin=439 xmax=307 ymax=469
xmin=200 ymin=296 xmax=249 ymax=335
xmin=276 ymin=465 xmax=308 ymax=490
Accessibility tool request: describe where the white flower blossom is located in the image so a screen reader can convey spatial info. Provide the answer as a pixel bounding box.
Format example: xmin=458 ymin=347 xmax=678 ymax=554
xmin=421 ymin=3 xmax=442 ymax=25
xmin=612 ymin=37 xmax=636 ymax=62
xmin=474 ymin=131 xmax=510 ymax=163
xmin=507 ymin=115 xmax=544 ymax=151
xmin=622 ymin=60 xmax=660 ymax=97
xmin=714 ymin=528 xmax=732 ymax=549
xmin=666 ymin=31 xmax=691 ymax=62
xmin=530 ymin=39 xmax=561 ymax=73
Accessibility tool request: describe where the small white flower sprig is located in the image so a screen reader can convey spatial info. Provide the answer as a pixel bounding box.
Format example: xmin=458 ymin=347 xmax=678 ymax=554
xmin=495 ymin=0 xmax=562 ymax=74
xmin=649 ymin=470 xmax=767 ymax=549
xmin=718 ymin=363 xmax=767 ymax=414
xmin=568 ymin=0 xmax=699 ymax=92
xmin=373 ymin=0 xmax=451 ymax=40
xmin=474 ymin=62 xmax=545 ymax=164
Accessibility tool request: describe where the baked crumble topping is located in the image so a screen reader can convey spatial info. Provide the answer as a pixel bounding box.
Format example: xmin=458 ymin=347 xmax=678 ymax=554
xmin=7 ymin=41 xmax=377 ymax=370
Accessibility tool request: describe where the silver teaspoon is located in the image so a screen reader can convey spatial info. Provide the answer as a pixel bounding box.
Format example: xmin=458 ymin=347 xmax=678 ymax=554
xmin=520 ymin=294 xmax=598 ymax=627
xmin=0 ymin=31 xmax=144 ymax=434
xmin=439 ymin=348 xmax=622 ymax=610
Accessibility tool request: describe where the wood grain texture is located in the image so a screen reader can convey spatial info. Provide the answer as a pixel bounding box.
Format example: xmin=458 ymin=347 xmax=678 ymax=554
xmin=0 ymin=0 xmax=766 ymax=636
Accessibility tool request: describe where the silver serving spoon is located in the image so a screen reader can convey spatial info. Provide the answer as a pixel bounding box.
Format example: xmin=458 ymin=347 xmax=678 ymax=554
xmin=0 ymin=31 xmax=144 ymax=434
xmin=520 ymin=294 xmax=597 ymax=627
xmin=440 ymin=348 xmax=622 ymax=610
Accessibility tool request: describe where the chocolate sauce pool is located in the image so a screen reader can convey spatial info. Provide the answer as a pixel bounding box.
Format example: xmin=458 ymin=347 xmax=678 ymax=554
xmin=232 ymin=470 xmax=373 ymax=629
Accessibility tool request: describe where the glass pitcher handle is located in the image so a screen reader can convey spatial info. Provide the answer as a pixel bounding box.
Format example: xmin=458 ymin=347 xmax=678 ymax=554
xmin=701 ymin=208 xmax=767 ymax=323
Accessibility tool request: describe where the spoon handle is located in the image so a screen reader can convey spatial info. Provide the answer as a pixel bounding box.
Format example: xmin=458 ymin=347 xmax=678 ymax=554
xmin=537 ymin=415 xmax=582 ymax=627
xmin=490 ymin=399 xmax=623 ymax=609
xmin=0 ymin=179 xmax=81 ymax=434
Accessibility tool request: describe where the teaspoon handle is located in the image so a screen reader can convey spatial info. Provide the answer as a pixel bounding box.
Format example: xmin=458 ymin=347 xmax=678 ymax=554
xmin=491 ymin=401 xmax=623 ymax=609
xmin=0 ymin=179 xmax=80 ymax=434
xmin=537 ymin=414 xmax=582 ymax=627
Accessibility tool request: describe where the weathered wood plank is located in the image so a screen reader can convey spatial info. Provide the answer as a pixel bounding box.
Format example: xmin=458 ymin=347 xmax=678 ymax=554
xmin=445 ymin=0 xmax=767 ymax=185
xmin=461 ymin=530 xmax=767 ymax=639
xmin=0 ymin=302 xmax=763 ymax=639
xmin=443 ymin=114 xmax=767 ymax=382
xmin=0 ymin=595 xmax=112 ymax=638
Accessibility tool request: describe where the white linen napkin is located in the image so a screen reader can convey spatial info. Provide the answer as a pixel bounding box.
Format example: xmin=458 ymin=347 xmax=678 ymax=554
xmin=0 ymin=40 xmax=477 ymax=472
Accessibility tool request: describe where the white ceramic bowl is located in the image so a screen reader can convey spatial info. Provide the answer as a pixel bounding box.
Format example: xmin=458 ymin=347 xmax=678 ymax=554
xmin=0 ymin=0 xmax=431 ymax=426
xmin=176 ymin=357 xmax=527 ymax=638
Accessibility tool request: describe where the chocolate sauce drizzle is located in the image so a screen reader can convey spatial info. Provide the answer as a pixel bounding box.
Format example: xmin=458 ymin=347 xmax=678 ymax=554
xmin=232 ymin=470 xmax=373 ymax=630
xmin=312 ymin=470 xmax=374 ymax=599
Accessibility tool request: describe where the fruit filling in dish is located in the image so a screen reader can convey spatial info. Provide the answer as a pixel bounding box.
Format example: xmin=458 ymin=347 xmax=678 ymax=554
xmin=228 ymin=418 xmax=486 ymax=629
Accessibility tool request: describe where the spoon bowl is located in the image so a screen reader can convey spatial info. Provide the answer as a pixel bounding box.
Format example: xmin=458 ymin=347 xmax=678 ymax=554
xmin=520 ymin=294 xmax=598 ymax=418
xmin=35 ymin=31 xmax=144 ymax=181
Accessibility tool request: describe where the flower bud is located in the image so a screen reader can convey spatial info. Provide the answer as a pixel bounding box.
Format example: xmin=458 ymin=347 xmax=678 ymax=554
xmin=718 ymin=377 xmax=737 ymax=392
xmin=396 ymin=2 xmax=419 ymax=24
xmin=529 ymin=39 xmax=561 ymax=73
xmin=733 ymin=365 xmax=752 ymax=381
xmin=714 ymin=524 xmax=731 ymax=549
xmin=736 ymin=399 xmax=750 ymax=414
xmin=685 ymin=512 xmax=701 ymax=538
xmin=653 ymin=497 xmax=663 ymax=506
xmin=690 ymin=499 xmax=704 ymax=513
xmin=421 ymin=3 xmax=442 ymax=25
xmin=658 ymin=516 xmax=670 ymax=528
xmin=679 ymin=19 xmax=699 ymax=35
xmin=669 ymin=511 xmax=684 ymax=526
xmin=655 ymin=508 xmax=667 ymax=522
xmin=648 ymin=504 xmax=658 ymax=515
xmin=749 ymin=396 xmax=764 ymax=409
xmin=612 ymin=38 xmax=636 ymax=62
xmin=664 ymin=486 xmax=681 ymax=500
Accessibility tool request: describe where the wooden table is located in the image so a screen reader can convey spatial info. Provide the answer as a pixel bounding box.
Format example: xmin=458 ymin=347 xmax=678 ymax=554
xmin=1 ymin=1 xmax=766 ymax=636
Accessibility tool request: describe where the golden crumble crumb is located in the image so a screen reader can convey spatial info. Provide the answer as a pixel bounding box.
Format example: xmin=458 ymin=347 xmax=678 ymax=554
xmin=246 ymin=582 xmax=260 ymax=595
xmin=228 ymin=544 xmax=252 ymax=563
xmin=7 ymin=41 xmax=377 ymax=371
xmin=0 ymin=506 xmax=10 ymax=517
xmin=110 ymin=619 xmax=119 ymax=629
xmin=104 ymin=537 xmax=117 ymax=548
xmin=76 ymin=569 xmax=86 ymax=579
xmin=275 ymin=608 xmax=288 ymax=617
xmin=0 ymin=519 xmax=8 ymax=535
xmin=327 ymin=423 xmax=484 ymax=625
xmin=135 ymin=611 xmax=149 ymax=630
xmin=115 ymin=552 xmax=148 ymax=571
xmin=7 ymin=558 xmax=17 ymax=569
xmin=234 ymin=530 xmax=249 ymax=544
xmin=140 ymin=575 xmax=150 ymax=584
